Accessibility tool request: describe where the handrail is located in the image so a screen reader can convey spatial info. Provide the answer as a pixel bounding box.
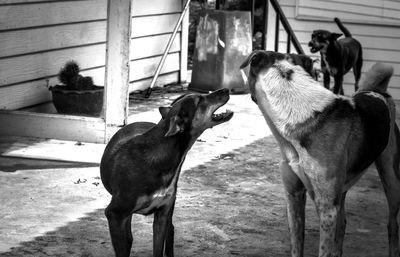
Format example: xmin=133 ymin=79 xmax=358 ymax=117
xmin=268 ymin=0 xmax=304 ymax=54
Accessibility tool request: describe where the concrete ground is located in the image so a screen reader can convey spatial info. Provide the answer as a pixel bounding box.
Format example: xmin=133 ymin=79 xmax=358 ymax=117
xmin=0 ymin=88 xmax=399 ymax=256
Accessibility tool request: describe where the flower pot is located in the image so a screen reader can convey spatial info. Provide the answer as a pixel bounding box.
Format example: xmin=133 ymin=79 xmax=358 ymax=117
xmin=49 ymin=85 xmax=104 ymax=117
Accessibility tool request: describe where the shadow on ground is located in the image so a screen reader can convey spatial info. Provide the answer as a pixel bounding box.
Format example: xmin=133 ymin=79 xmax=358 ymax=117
xmin=0 ymin=156 xmax=98 ymax=173
xmin=0 ymin=136 xmax=391 ymax=257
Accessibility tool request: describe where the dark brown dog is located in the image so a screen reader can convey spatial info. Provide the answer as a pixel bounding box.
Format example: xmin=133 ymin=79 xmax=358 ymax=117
xmin=241 ymin=54 xmax=400 ymax=257
xmin=100 ymin=89 xmax=233 ymax=257
xmin=308 ymin=17 xmax=363 ymax=95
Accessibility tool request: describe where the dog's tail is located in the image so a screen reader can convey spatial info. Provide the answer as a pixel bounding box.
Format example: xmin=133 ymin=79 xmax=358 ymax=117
xmin=334 ymin=17 xmax=352 ymax=37
xmin=358 ymin=62 xmax=393 ymax=94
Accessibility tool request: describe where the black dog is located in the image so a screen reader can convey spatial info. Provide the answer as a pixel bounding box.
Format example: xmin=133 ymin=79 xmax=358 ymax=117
xmin=308 ymin=17 xmax=363 ymax=94
xmin=100 ymin=89 xmax=233 ymax=257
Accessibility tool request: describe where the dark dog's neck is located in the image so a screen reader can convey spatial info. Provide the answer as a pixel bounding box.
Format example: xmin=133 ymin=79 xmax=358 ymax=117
xmin=140 ymin=119 xmax=195 ymax=170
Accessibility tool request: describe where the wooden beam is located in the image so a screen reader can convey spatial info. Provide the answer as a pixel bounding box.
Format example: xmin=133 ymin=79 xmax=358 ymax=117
xmin=0 ymin=111 xmax=105 ymax=143
xmin=180 ymin=0 xmax=189 ymax=83
xmin=104 ymin=0 xmax=132 ymax=142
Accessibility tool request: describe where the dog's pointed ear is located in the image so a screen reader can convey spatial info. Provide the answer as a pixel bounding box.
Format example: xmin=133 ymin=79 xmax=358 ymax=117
xmin=240 ymin=50 xmax=263 ymax=69
xmin=165 ymin=115 xmax=183 ymax=137
xmin=159 ymin=107 xmax=171 ymax=119
xmin=331 ymin=33 xmax=342 ymax=41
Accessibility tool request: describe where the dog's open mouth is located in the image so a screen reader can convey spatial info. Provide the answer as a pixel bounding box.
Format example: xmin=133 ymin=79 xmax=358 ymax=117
xmin=212 ymin=109 xmax=234 ymax=123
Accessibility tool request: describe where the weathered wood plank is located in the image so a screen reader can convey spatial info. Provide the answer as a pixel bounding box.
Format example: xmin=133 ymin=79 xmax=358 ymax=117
xmin=180 ymin=0 xmax=189 ymax=82
xmin=0 ymin=0 xmax=107 ymax=31
xmin=279 ymin=30 xmax=400 ymax=51
xmin=131 ymin=13 xmax=181 ymax=38
xmin=132 ymin=0 xmax=181 ymax=17
xmin=0 ymin=111 xmax=105 ymax=143
xmin=129 ymin=71 xmax=180 ymax=93
xmin=0 ymin=67 xmax=105 ymax=110
xmin=297 ymin=7 xmax=386 ymax=23
xmin=0 ymin=44 xmax=106 ymax=86
xmin=104 ymin=0 xmax=132 ymax=141
xmin=0 ymin=136 xmax=105 ymax=164
xmin=129 ymin=52 xmax=180 ymax=81
xmin=0 ymin=21 xmax=106 ymax=58
xmin=0 ymin=0 xmax=91 ymax=4
xmin=130 ymin=33 xmax=181 ymax=60
xmin=285 ymin=17 xmax=400 ymax=37
xmin=298 ymin=0 xmax=382 ymax=17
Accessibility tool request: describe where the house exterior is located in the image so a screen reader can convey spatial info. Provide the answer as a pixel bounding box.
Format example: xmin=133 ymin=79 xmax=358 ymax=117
xmin=267 ymin=0 xmax=400 ymax=97
xmin=0 ymin=0 xmax=189 ymax=143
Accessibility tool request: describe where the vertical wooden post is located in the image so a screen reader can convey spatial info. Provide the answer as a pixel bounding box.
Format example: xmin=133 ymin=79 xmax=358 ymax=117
xmin=104 ymin=0 xmax=132 ymax=142
xmin=287 ymin=33 xmax=291 ymax=53
xmin=262 ymin=0 xmax=269 ymax=50
xmin=274 ymin=13 xmax=280 ymax=52
xmin=180 ymin=0 xmax=189 ymax=83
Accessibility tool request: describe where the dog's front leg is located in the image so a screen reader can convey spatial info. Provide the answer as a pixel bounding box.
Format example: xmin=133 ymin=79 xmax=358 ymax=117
xmin=335 ymin=192 xmax=347 ymax=257
xmin=323 ymin=71 xmax=331 ymax=90
xmin=315 ymin=196 xmax=342 ymax=257
xmin=333 ymin=75 xmax=344 ymax=95
xmin=281 ymin=161 xmax=306 ymax=257
xmin=153 ymin=197 xmax=176 ymax=257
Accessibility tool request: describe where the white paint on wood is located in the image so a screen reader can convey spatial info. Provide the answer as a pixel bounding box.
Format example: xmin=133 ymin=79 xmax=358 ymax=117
xmin=180 ymin=0 xmax=189 ymax=82
xmin=104 ymin=0 xmax=132 ymax=141
xmin=0 ymin=67 xmax=105 ymax=111
xmin=0 ymin=44 xmax=106 ymax=86
xmin=130 ymin=33 xmax=181 ymax=60
xmin=296 ymin=0 xmax=400 ymax=25
xmin=128 ymin=71 xmax=180 ymax=93
xmin=129 ymin=52 xmax=180 ymax=82
xmin=0 ymin=21 xmax=106 ymax=58
xmin=132 ymin=0 xmax=181 ymax=17
xmin=131 ymin=13 xmax=181 ymax=38
xmin=0 ymin=0 xmax=107 ymax=31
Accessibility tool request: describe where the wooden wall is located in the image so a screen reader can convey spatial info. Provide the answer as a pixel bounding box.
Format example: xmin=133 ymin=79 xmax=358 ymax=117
xmin=267 ymin=0 xmax=400 ymax=98
xmin=0 ymin=0 xmax=187 ymax=111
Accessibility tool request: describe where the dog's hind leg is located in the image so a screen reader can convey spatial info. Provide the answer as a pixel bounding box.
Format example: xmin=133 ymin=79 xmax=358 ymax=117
xmin=281 ymin=161 xmax=306 ymax=257
xmin=105 ymin=198 xmax=134 ymax=257
xmin=375 ymin=124 xmax=400 ymax=257
xmin=164 ymin=198 xmax=177 ymax=257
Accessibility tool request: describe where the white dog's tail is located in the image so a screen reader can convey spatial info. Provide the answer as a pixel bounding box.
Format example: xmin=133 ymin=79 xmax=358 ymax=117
xmin=358 ymin=62 xmax=393 ymax=94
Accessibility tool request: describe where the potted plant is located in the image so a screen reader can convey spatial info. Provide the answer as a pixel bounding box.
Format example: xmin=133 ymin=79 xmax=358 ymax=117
xmin=49 ymin=61 xmax=104 ymax=117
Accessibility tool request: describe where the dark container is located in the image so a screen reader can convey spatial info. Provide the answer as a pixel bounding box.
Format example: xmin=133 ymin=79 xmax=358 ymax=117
xmin=49 ymin=85 xmax=104 ymax=117
xmin=189 ymin=9 xmax=252 ymax=93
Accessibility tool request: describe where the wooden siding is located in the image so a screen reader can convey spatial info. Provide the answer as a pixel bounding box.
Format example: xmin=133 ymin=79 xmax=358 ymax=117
xmin=267 ymin=0 xmax=400 ymax=98
xmin=0 ymin=0 xmax=186 ymax=110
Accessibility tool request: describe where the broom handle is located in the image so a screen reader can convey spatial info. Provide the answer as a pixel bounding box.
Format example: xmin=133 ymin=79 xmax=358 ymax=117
xmin=146 ymin=0 xmax=191 ymax=97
